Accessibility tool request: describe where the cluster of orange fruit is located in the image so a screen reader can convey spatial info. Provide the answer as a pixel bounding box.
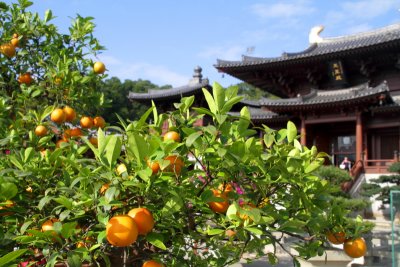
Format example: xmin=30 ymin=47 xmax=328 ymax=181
xmin=326 ymin=231 xmax=367 ymax=258
xmin=145 ymin=131 xmax=184 ymax=176
xmin=0 ymin=33 xmax=18 ymax=58
xmin=1 ymin=32 xmax=105 ymax=89
xmin=106 ymin=208 xmax=164 ymax=266
xmin=34 ymin=106 xmax=106 ymax=148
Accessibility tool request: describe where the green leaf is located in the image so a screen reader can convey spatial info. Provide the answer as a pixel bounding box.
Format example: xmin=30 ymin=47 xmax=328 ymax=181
xmin=193 ymin=107 xmax=214 ymax=117
xmin=9 ymin=155 xmax=23 ymax=170
xmin=237 ymin=106 xmax=251 ymax=134
xmin=202 ymin=88 xmax=217 ymax=114
xmin=200 ymin=190 xmax=214 ymax=203
xmin=152 ymin=101 xmax=159 ymax=125
xmin=38 ymin=196 xmax=52 ymax=210
xmin=127 ymin=132 xmax=148 ymax=166
xmin=264 ymin=133 xmax=275 ymax=148
xmin=0 ymin=249 xmax=30 ymax=266
xmin=245 ymin=227 xmax=263 ymax=235
xmin=267 ymin=252 xmax=278 ymax=265
xmin=287 ymin=121 xmax=297 ymax=143
xmin=226 ymin=203 xmax=238 ymax=220
xmin=146 ymin=232 xmax=167 ymax=250
xmin=0 ymin=183 xmax=18 ymax=201
xmin=212 ymin=82 xmax=225 ymax=112
xmin=186 ymin=131 xmax=201 ymax=147
xmin=137 ymin=106 xmax=154 ymax=129
xmin=105 ymin=135 xmax=122 ymax=169
xmin=44 ymin=9 xmax=53 ymax=23
xmin=207 ymin=228 xmax=225 ymax=235
xmin=20 ymin=221 xmax=33 ymax=235
xmin=61 ymin=222 xmax=78 ymax=239
xmin=67 ymin=252 xmax=81 ymax=267
xmin=280 ymin=219 xmax=307 ymax=233
xmin=54 ymin=196 xmax=73 ymax=210
xmin=305 ymin=160 xmax=323 ymax=174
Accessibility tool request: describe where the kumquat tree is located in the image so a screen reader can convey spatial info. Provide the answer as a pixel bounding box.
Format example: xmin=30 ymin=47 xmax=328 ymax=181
xmin=0 ymin=1 xmax=373 ymax=267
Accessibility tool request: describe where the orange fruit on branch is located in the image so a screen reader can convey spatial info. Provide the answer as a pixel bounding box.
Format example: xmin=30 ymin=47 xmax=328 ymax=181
xmin=163 ymin=131 xmax=180 ymax=142
xmin=41 ymin=218 xmax=60 ymax=232
xmin=89 ymin=137 xmax=98 ymax=147
xmin=142 ymin=260 xmax=164 ymax=267
xmin=56 ymin=139 xmax=68 ymax=148
xmin=326 ymin=231 xmax=346 ymax=245
xmin=0 ymin=200 xmax=15 ymax=216
xmin=18 ymin=73 xmax=33 ymax=85
xmin=35 ymin=125 xmax=48 ymax=137
xmin=208 ymin=189 xmax=229 ymax=214
xmin=218 ymin=183 xmax=233 ymax=193
xmin=238 ymin=202 xmax=256 ymax=221
xmin=147 ymin=160 xmax=160 ymax=175
xmin=164 ymin=155 xmax=184 ymax=175
xmin=93 ymin=116 xmax=106 ymax=128
xmin=343 ymin=237 xmax=367 ymax=258
xmin=80 ymin=116 xmax=93 ymax=129
xmin=0 ymin=43 xmax=16 ymax=58
xmin=70 ymin=128 xmax=83 ymax=137
xmin=106 ymin=215 xmax=138 ymax=247
xmin=51 ymin=108 xmax=66 ymax=124
xmin=63 ymin=106 xmax=76 ymax=122
xmin=93 ymin=61 xmax=106 ymax=74
xmin=116 ymin=164 xmax=127 ymax=176
xmin=100 ymin=183 xmax=109 ymax=194
xmin=128 ymin=207 xmax=155 ymax=235
xmin=11 ymin=33 xmax=19 ymax=47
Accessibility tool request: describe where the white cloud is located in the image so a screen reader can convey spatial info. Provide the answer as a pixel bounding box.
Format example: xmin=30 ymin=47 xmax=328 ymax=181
xmin=97 ymin=55 xmax=121 ymax=65
xmin=198 ymin=45 xmax=245 ymax=61
xmin=250 ymin=0 xmax=316 ymax=19
xmin=325 ymin=0 xmax=399 ymax=28
xmin=341 ymin=0 xmax=398 ymax=19
xmin=110 ymin=62 xmax=189 ymax=87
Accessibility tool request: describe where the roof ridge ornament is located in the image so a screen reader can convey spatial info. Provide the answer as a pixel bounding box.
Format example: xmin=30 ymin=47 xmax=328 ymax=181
xmin=309 ymin=25 xmax=324 ymax=44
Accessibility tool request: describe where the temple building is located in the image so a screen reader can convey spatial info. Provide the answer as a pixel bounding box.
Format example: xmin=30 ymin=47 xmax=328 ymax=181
xmin=128 ymin=66 xmax=211 ymax=128
xmin=128 ymin=66 xmax=210 ymax=113
xmin=215 ymin=24 xmax=400 ymax=174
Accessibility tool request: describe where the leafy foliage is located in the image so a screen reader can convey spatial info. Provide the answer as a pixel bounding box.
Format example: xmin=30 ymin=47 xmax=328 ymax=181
xmin=97 ymin=77 xmax=171 ymax=124
xmin=0 ymin=1 xmax=372 ymax=266
xmin=361 ymin=162 xmax=400 ymax=205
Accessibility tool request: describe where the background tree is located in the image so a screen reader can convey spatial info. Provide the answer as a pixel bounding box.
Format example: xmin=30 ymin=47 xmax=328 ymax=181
xmin=236 ymin=82 xmax=279 ymax=100
xmin=98 ymin=78 xmax=171 ymax=124
xmin=315 ymin=165 xmax=372 ymax=212
xmin=361 ymin=162 xmax=400 ymax=206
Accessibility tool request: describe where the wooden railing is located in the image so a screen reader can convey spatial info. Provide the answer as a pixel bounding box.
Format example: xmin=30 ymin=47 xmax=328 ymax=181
xmin=342 ymin=160 xmax=364 ymax=192
xmin=350 ymin=160 xmax=364 ymax=178
xmin=363 ymin=159 xmax=397 ymax=174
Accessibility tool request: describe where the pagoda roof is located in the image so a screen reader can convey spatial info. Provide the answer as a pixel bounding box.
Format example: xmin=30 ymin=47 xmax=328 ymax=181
xmin=128 ymin=66 xmax=210 ymax=102
xmin=229 ymin=107 xmax=290 ymax=123
xmin=215 ymin=24 xmax=400 ymax=70
xmin=241 ymin=82 xmax=391 ymax=112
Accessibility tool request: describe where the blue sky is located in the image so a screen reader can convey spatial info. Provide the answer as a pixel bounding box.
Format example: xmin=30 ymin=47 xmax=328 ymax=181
xmin=6 ymin=0 xmax=400 ymax=88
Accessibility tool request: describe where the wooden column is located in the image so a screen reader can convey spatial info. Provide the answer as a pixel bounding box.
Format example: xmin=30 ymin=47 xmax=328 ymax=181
xmin=300 ymin=116 xmax=306 ymax=146
xmin=356 ymin=111 xmax=363 ymax=162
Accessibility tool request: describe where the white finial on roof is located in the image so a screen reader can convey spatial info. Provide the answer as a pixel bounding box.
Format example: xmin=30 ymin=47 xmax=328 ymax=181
xmin=309 ymin=25 xmax=324 ymax=44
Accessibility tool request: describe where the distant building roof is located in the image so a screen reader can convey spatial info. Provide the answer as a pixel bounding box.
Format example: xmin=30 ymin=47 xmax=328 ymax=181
xmin=128 ymin=66 xmax=210 ymax=102
xmin=237 ymin=81 xmax=391 ymax=113
xmin=215 ymin=24 xmax=400 ymax=70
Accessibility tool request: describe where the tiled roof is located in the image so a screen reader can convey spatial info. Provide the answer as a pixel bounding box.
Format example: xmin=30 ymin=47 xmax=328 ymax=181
xmin=229 ymin=107 xmax=290 ymax=122
xmin=128 ymin=79 xmax=210 ymax=101
xmin=128 ymin=66 xmax=210 ymax=102
xmin=239 ymin=82 xmax=390 ymax=111
xmin=215 ymin=24 xmax=400 ymax=69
